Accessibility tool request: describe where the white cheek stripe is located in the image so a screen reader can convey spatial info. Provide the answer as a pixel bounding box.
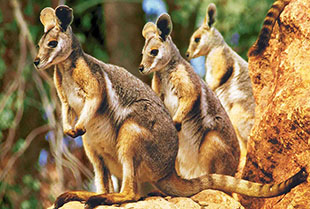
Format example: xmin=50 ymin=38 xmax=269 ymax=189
xmin=46 ymin=39 xmax=64 ymax=65
xmin=149 ymin=47 xmax=163 ymax=71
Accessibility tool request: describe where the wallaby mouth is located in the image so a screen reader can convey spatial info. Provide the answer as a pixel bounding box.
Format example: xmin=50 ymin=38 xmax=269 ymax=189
xmin=33 ymin=57 xmax=50 ymax=70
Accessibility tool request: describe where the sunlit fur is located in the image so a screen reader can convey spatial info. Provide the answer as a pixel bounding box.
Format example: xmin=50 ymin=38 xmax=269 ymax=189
xmin=141 ymin=13 xmax=241 ymax=179
xmin=35 ymin=6 xmax=307 ymax=208
xmin=186 ymin=4 xmax=256 ymax=174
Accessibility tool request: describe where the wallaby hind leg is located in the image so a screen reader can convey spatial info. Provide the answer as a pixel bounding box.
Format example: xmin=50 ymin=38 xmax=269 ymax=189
xmin=85 ymin=120 xmax=143 ymax=208
xmin=53 ymin=156 xmax=113 ymax=209
xmin=199 ymin=130 xmax=238 ymax=175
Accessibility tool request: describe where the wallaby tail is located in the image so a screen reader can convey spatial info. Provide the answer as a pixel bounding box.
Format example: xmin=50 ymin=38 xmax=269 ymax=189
xmin=248 ymin=0 xmax=290 ymax=57
xmin=155 ymin=167 xmax=307 ymax=197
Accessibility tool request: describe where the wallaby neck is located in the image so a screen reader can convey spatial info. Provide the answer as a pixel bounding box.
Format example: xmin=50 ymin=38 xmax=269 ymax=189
xmin=162 ymin=38 xmax=185 ymax=73
xmin=56 ymin=33 xmax=84 ymax=71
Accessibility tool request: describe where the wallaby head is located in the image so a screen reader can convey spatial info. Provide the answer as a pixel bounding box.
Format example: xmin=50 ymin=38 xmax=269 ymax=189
xmin=34 ymin=5 xmax=74 ymax=70
xmin=185 ymin=3 xmax=222 ymax=60
xmin=139 ymin=13 xmax=174 ymax=75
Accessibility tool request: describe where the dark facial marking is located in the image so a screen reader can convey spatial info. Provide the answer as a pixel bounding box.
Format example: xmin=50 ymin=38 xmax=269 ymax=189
xmin=219 ymin=66 xmax=233 ymax=86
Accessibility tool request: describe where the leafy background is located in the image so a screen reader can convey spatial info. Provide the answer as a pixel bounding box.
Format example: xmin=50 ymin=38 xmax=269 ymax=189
xmin=0 ymin=0 xmax=273 ymax=208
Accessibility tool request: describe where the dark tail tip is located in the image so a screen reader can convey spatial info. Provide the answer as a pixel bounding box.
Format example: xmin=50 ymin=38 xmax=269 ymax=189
xmin=295 ymin=167 xmax=308 ymax=184
xmin=286 ymin=167 xmax=308 ymax=194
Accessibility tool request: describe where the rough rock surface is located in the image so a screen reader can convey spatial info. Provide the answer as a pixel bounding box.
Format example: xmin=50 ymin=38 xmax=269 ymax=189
xmin=240 ymin=0 xmax=310 ymax=208
xmin=48 ymin=190 xmax=244 ymax=209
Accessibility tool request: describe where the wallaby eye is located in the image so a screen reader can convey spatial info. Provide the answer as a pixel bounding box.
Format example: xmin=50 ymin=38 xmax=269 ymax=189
xmin=194 ymin=37 xmax=201 ymax=43
xmin=150 ymin=49 xmax=159 ymax=56
xmin=48 ymin=40 xmax=58 ymax=48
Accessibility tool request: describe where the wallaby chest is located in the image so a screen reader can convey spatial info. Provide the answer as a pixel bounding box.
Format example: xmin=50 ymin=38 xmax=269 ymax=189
xmin=157 ymin=72 xmax=179 ymax=117
xmin=55 ymin=67 xmax=85 ymax=115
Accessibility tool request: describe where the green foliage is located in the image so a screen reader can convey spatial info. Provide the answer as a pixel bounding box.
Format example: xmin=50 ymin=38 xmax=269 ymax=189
xmin=12 ymin=138 xmax=25 ymax=153
xmin=196 ymin=0 xmax=275 ymax=59
xmin=169 ymin=0 xmax=275 ymax=59
xmin=0 ymin=10 xmax=3 ymax=23
xmin=22 ymin=175 xmax=41 ymax=192
xmin=0 ymin=93 xmax=16 ymax=130
xmin=0 ymin=175 xmax=42 ymax=209
xmin=171 ymin=0 xmax=200 ymax=27
xmin=93 ymin=47 xmax=109 ymax=62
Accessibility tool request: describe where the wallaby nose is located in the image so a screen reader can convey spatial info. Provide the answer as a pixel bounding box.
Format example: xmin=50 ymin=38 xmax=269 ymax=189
xmin=33 ymin=58 xmax=40 ymax=67
xmin=185 ymin=52 xmax=190 ymax=59
xmin=139 ymin=64 xmax=144 ymax=73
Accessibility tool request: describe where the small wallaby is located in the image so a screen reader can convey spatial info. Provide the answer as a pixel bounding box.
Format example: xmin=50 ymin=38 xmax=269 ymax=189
xmin=248 ymin=0 xmax=290 ymax=57
xmin=34 ymin=6 xmax=307 ymax=209
xmin=186 ymin=3 xmax=255 ymax=166
xmin=140 ymin=12 xmax=240 ymax=179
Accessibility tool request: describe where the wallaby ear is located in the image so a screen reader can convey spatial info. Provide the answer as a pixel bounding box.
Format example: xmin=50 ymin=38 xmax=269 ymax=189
xmin=55 ymin=5 xmax=73 ymax=32
xmin=40 ymin=7 xmax=56 ymax=33
xmin=156 ymin=13 xmax=172 ymax=41
xmin=142 ymin=22 xmax=157 ymax=39
xmin=203 ymin=3 xmax=216 ymax=28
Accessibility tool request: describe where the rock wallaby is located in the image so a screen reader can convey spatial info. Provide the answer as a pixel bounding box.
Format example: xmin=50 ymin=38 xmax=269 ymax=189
xmin=140 ymin=12 xmax=241 ymax=179
xmin=186 ymin=3 xmax=255 ymax=167
xmin=248 ymin=0 xmax=291 ymax=56
xmin=34 ymin=6 xmax=307 ymax=209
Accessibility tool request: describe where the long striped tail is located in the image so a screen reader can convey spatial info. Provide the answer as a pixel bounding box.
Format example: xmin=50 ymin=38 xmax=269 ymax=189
xmin=155 ymin=167 xmax=307 ymax=197
xmin=248 ymin=0 xmax=290 ymax=57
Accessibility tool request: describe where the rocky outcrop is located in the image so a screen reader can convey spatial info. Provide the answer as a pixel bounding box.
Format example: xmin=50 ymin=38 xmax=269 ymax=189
xmin=49 ymin=190 xmax=244 ymax=209
xmin=240 ymin=0 xmax=310 ymax=208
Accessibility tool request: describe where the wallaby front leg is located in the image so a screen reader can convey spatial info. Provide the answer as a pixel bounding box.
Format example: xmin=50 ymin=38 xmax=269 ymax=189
xmin=170 ymin=67 xmax=198 ymax=131
xmin=173 ymin=96 xmax=196 ymax=131
xmin=71 ymin=98 xmax=100 ymax=138
xmin=83 ymin=140 xmax=114 ymax=194
xmin=62 ymin=103 xmax=77 ymax=137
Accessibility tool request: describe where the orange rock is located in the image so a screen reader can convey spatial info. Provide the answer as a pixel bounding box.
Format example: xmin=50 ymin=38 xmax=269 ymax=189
xmin=240 ymin=0 xmax=310 ymax=208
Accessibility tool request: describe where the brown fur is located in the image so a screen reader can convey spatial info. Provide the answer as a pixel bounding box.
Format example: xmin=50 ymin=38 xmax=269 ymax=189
xmin=140 ymin=13 xmax=240 ymax=179
xmin=34 ymin=6 xmax=307 ymax=209
xmin=186 ymin=3 xmax=256 ymax=174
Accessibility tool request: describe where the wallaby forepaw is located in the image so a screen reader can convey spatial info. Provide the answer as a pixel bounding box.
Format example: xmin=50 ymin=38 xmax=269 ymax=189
xmin=54 ymin=192 xmax=86 ymax=209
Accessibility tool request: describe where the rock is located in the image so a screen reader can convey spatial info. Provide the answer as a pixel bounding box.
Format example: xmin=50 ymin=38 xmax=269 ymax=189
xmin=47 ymin=190 xmax=244 ymax=209
xmin=240 ymin=0 xmax=310 ymax=208
xmin=191 ymin=190 xmax=244 ymax=209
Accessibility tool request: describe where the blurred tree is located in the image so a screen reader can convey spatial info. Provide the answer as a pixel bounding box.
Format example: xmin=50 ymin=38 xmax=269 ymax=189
xmin=103 ymin=1 xmax=150 ymax=83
